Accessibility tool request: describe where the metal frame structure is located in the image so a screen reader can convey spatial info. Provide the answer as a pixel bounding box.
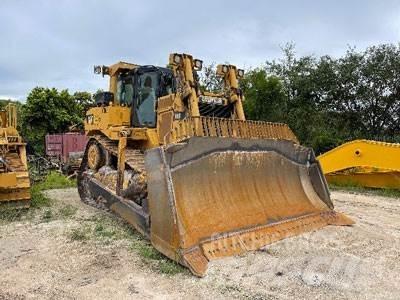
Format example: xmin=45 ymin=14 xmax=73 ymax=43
xmin=0 ymin=104 xmax=30 ymax=207
xmin=318 ymin=140 xmax=400 ymax=189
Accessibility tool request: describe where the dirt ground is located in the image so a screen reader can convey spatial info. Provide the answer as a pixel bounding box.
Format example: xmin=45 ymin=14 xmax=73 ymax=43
xmin=0 ymin=188 xmax=399 ymax=300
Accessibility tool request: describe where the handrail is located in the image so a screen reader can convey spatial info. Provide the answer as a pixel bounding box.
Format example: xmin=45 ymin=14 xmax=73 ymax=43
xmin=5 ymin=104 xmax=17 ymax=129
xmin=168 ymin=116 xmax=299 ymax=144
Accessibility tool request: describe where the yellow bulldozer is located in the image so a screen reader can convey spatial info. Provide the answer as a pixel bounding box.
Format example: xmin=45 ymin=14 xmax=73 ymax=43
xmin=78 ymin=53 xmax=353 ymax=276
xmin=0 ymin=104 xmax=30 ymax=207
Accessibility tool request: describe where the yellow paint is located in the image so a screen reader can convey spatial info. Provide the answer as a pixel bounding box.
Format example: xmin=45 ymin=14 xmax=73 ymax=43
xmin=318 ymin=140 xmax=400 ymax=189
xmin=85 ymin=106 xmax=131 ymax=139
xmin=326 ymin=172 xmax=400 ymax=189
xmin=217 ymin=64 xmax=245 ymax=120
xmin=86 ymin=53 xmax=301 ymax=148
xmin=86 ymin=53 xmax=254 ymax=147
xmin=81 ymin=53 xmax=354 ymax=276
xmin=116 ymin=136 xmax=127 ymax=195
xmin=0 ymin=104 xmax=31 ymax=206
xmin=0 ymin=173 xmax=17 ymax=188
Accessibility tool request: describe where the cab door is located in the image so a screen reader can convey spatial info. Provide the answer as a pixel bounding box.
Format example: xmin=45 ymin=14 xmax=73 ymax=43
xmin=132 ymin=71 xmax=159 ymax=128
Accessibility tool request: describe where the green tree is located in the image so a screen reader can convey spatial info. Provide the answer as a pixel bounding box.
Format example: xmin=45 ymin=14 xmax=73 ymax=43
xmin=199 ymin=63 xmax=223 ymax=92
xmin=0 ymin=99 xmax=22 ymax=109
xmin=241 ymin=43 xmax=400 ymax=153
xmin=264 ymin=44 xmax=335 ymax=151
xmin=20 ymin=87 xmax=91 ymax=154
xmin=73 ymin=91 xmax=94 ymax=117
xmin=241 ymin=69 xmax=286 ymax=122
xmin=331 ymin=44 xmax=400 ymax=140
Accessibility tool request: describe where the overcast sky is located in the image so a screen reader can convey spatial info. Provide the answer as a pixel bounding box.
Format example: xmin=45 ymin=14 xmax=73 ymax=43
xmin=1 ymin=0 xmax=399 ymax=100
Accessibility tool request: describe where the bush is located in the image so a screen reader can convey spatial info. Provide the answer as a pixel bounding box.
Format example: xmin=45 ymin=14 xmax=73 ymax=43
xmin=30 ymin=184 xmax=51 ymax=208
xmin=35 ymin=171 xmax=76 ymax=190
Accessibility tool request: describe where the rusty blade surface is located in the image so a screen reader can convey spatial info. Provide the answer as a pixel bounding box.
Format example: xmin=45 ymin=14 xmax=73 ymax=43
xmin=145 ymin=137 xmax=353 ymax=276
xmin=173 ymin=150 xmax=329 ymax=248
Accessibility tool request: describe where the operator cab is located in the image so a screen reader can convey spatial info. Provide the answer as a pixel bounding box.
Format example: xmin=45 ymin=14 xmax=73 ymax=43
xmin=117 ymin=66 xmax=175 ymax=128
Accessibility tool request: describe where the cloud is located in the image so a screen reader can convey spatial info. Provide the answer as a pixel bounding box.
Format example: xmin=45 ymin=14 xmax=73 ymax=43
xmin=1 ymin=0 xmax=399 ymax=100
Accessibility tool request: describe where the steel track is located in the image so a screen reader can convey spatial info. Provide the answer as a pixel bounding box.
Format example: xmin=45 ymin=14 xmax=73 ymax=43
xmin=77 ymin=135 xmax=147 ymax=211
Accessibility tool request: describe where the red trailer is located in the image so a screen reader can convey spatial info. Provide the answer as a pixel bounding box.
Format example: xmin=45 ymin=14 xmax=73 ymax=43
xmin=45 ymin=133 xmax=87 ymax=174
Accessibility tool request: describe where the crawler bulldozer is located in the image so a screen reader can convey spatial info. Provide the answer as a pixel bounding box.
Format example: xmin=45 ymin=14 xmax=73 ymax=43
xmin=0 ymin=104 xmax=30 ymax=208
xmin=78 ymin=53 xmax=353 ymax=276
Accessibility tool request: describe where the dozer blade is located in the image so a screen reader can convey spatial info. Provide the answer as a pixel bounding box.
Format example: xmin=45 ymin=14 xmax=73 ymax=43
xmin=145 ymin=137 xmax=353 ymax=276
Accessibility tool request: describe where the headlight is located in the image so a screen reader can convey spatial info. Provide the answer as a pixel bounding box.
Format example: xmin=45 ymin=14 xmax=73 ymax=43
xmin=102 ymin=66 xmax=110 ymax=75
xmin=194 ymin=59 xmax=203 ymax=70
xmin=216 ymin=64 xmax=229 ymax=76
xmin=174 ymin=54 xmax=182 ymax=64
xmin=237 ymin=69 xmax=244 ymax=78
xmin=94 ymin=65 xmax=102 ymax=74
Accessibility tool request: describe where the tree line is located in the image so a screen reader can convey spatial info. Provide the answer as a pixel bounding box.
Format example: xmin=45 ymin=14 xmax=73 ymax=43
xmin=241 ymin=43 xmax=400 ymax=154
xmin=1 ymin=89 xmax=93 ymax=154
xmin=2 ymin=42 xmax=399 ymax=155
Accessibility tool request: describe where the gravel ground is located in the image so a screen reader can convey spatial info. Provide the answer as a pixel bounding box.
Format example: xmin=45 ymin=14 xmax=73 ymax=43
xmin=0 ymin=188 xmax=399 ymax=299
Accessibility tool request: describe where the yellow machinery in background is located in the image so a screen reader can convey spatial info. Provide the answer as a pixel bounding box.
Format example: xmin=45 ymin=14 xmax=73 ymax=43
xmin=78 ymin=53 xmax=353 ymax=276
xmin=318 ymin=140 xmax=400 ymax=189
xmin=0 ymin=104 xmax=30 ymax=207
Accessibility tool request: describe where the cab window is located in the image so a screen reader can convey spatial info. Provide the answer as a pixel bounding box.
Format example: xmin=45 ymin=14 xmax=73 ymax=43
xmin=136 ymin=72 xmax=159 ymax=127
xmin=118 ymin=79 xmax=134 ymax=107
